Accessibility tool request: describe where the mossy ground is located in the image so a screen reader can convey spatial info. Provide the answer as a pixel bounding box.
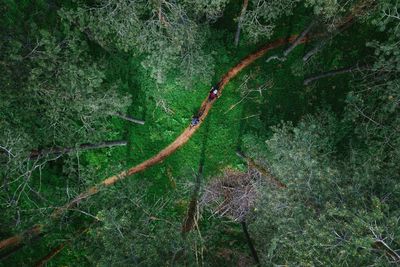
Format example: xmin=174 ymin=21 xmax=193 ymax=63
xmin=0 ymin=1 xmax=378 ymax=265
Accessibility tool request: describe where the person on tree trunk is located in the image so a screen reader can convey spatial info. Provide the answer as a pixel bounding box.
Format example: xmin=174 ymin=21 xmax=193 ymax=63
xmin=208 ymin=84 xmax=219 ymax=101
xmin=190 ymin=116 xmax=200 ymax=128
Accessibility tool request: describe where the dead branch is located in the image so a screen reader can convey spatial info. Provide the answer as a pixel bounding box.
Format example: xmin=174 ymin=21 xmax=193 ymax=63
xmin=225 ymin=76 xmax=271 ymax=114
xmin=303 ymin=0 xmax=377 ymax=62
xmin=283 ymin=21 xmax=316 ymax=57
xmin=266 ymin=20 xmax=315 ymax=63
xmin=112 ymin=112 xmax=145 ymax=125
xmin=33 ymin=222 xmax=96 ymax=267
xmin=373 ymin=239 xmax=400 ymax=263
xmin=200 ymin=168 xmax=262 ymax=222
xmin=303 ymin=40 xmax=325 ymax=62
xmin=234 ymin=0 xmax=249 ymax=47
xmin=303 ymin=64 xmax=367 ymax=85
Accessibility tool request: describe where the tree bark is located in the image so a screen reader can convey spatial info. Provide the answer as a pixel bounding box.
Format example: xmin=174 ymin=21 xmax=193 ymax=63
xmin=303 ymin=65 xmax=366 ymax=85
xmin=0 ymin=243 xmax=24 ymax=260
xmin=30 ymin=140 xmax=127 ymax=159
xmin=302 ymin=19 xmax=354 ymax=62
xmin=34 ymin=243 xmax=65 ymax=267
xmin=0 ymin=225 xmax=42 ymax=259
xmin=266 ymin=20 xmax=315 ymax=63
xmin=181 ymin=164 xmax=203 ymax=234
xmin=373 ymin=240 xmax=400 ymax=263
xmin=234 ymin=0 xmax=249 ymax=47
xmin=33 ymin=224 xmax=94 ymax=266
xmin=112 ymin=112 xmax=145 ymax=125
xmin=303 ymin=0 xmax=375 ymax=62
xmin=283 ymin=21 xmax=315 ymax=57
xmin=241 ymin=221 xmax=260 ymax=265
xmin=302 ymin=40 xmax=325 ymax=62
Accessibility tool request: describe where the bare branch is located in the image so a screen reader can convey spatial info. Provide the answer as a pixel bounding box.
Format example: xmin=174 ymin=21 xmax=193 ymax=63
xmin=304 ymin=64 xmax=368 ymax=85
xmin=234 ymin=0 xmax=249 ymax=47
xmin=112 ymin=112 xmax=145 ymax=125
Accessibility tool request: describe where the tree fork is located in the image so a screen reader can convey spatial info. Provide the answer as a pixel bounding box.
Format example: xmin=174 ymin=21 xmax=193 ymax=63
xmin=266 ymin=20 xmax=315 ymax=63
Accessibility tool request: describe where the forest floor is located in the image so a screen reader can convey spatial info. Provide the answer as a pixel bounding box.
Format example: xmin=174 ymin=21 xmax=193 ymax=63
xmin=58 ymin=34 xmax=309 ymax=212
xmin=1 ymin=33 xmax=309 ymax=255
xmin=0 ymin=1 xmax=378 ymax=265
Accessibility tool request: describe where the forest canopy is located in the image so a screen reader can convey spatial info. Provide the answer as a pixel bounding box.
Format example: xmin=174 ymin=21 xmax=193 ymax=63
xmin=0 ymin=0 xmax=399 ymax=266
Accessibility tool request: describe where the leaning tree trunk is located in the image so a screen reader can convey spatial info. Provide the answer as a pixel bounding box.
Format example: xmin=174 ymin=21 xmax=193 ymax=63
xmin=34 ymin=243 xmax=65 ymax=267
xmin=30 ymin=140 xmax=127 ymax=159
xmin=303 ymin=40 xmax=326 ymax=62
xmin=241 ymin=221 xmax=260 ymax=265
xmin=234 ymin=0 xmax=249 ymax=47
xmin=303 ymin=0 xmax=376 ymax=62
xmin=302 ymin=19 xmax=354 ymax=62
xmin=181 ymin=164 xmax=203 ymax=234
xmin=266 ymin=20 xmax=315 ymax=63
xmin=283 ymin=21 xmax=316 ymax=57
xmin=33 ymin=224 xmax=94 ymax=267
xmin=0 ymin=225 xmax=43 ymax=260
xmin=303 ymin=64 xmax=366 ymax=85
xmin=112 ymin=112 xmax=145 ymax=125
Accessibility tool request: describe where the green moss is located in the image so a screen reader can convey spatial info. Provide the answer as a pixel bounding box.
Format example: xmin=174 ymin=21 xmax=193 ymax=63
xmin=0 ymin=1 xmax=383 ymax=265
